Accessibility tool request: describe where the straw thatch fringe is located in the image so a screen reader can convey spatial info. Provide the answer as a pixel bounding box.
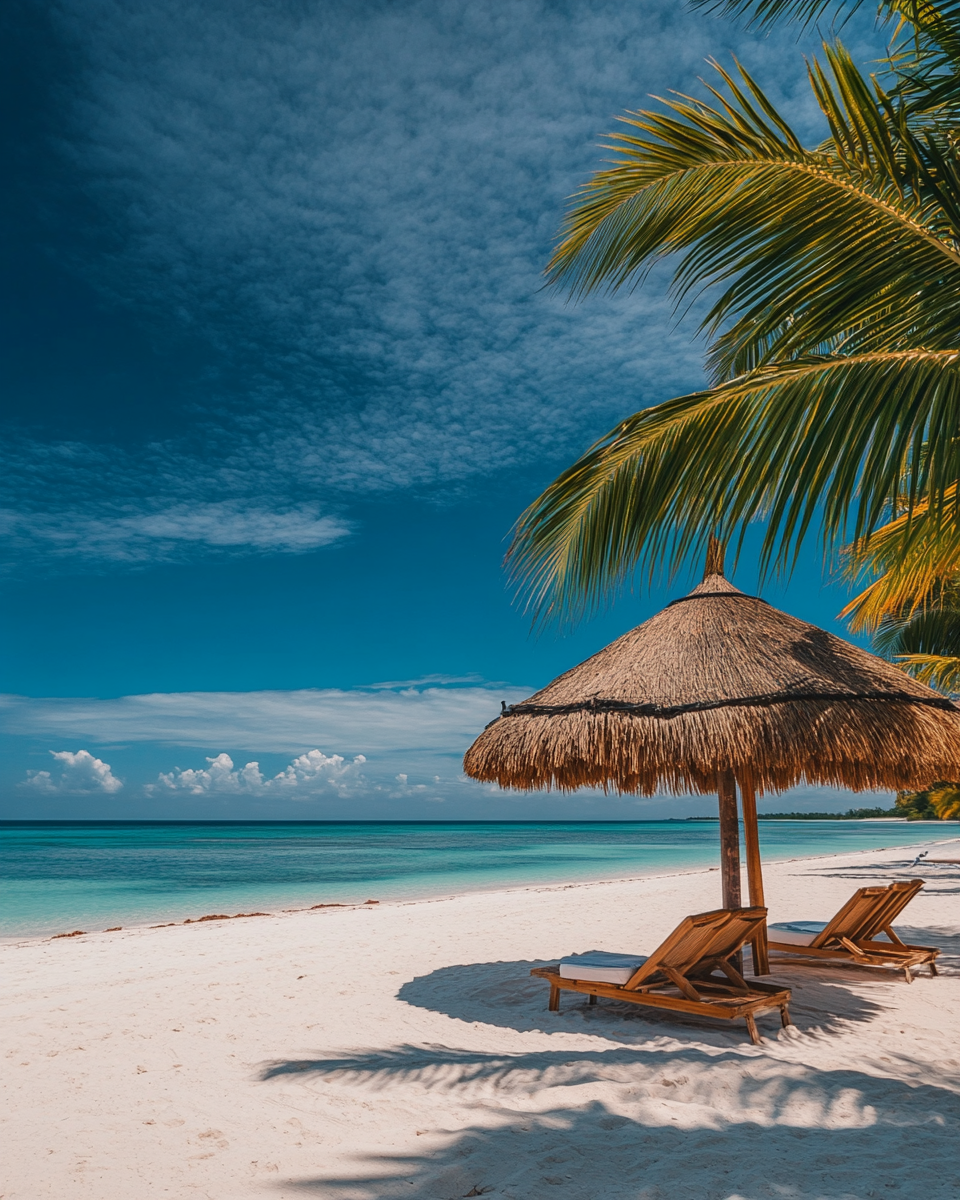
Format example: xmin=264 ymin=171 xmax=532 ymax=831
xmin=463 ymin=698 xmax=960 ymax=795
xmin=463 ymin=574 xmax=960 ymax=797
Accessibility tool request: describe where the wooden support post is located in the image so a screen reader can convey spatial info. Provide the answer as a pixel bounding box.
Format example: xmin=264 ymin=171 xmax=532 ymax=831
xmin=717 ymin=770 xmax=742 ymax=974
xmin=739 ymin=781 xmax=770 ymax=976
xmin=717 ymin=770 xmax=741 ymax=910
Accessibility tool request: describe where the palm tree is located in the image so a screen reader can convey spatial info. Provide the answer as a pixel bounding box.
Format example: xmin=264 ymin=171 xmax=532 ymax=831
xmin=510 ymin=2 xmax=960 ymax=623
xmin=897 ymin=779 xmax=960 ymax=817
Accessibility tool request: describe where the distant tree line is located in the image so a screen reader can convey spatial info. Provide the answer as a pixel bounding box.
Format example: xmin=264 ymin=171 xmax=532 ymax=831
xmin=758 ymin=786 xmax=960 ymax=820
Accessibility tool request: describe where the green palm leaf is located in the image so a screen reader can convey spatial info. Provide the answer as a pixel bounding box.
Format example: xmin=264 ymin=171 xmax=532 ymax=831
xmin=696 ymin=2 xmax=960 ymax=115
xmin=512 ymin=31 xmax=960 ymax=620
xmin=548 ymin=52 xmax=960 ymax=381
xmin=510 ymin=350 xmax=960 ymax=619
xmin=891 ymin=652 xmax=960 ymax=688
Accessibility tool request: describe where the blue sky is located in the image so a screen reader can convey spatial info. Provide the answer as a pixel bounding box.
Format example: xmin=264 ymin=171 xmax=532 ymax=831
xmin=0 ymin=0 xmax=892 ymax=818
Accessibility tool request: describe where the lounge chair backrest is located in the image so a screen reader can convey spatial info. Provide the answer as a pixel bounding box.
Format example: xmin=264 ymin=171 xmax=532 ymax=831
xmin=624 ymin=907 xmax=767 ymax=990
xmin=809 ymin=886 xmax=886 ymax=948
xmin=858 ymin=879 xmax=923 ymax=940
xmin=810 ymin=880 xmax=924 ymax=948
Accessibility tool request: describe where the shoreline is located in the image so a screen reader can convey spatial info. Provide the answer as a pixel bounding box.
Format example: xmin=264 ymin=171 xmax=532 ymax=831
xmin=4 ymin=840 xmax=960 ymax=1198
xmin=5 ymin=832 xmax=960 ymax=949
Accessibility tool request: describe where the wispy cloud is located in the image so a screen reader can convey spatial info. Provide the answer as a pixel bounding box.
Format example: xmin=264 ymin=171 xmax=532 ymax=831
xmin=6 ymin=0 xmax=877 ymax=567
xmin=22 ymin=749 xmax=123 ymax=794
xmin=1 ymin=688 xmax=881 ymax=814
xmin=0 ymin=683 xmax=526 ymax=756
xmin=1 ymin=499 xmax=349 ymax=563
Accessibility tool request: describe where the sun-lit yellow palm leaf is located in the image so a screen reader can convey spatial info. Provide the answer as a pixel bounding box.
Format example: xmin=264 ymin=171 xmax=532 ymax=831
xmin=895 ymin=653 xmax=960 ymax=690
xmin=928 ymin=782 xmax=960 ymax=817
xmin=842 ymin=486 xmax=960 ymax=628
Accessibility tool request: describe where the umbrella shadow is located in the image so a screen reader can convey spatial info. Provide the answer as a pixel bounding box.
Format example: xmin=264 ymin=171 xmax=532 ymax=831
xmin=262 ymin=1049 xmax=960 ymax=1198
xmin=391 ymin=958 xmax=885 ymax=1045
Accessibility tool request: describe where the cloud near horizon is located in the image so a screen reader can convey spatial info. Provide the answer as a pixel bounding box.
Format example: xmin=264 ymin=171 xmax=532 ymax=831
xmin=2 ymin=685 xmax=891 ymax=816
xmin=22 ymin=749 xmax=124 ymax=794
xmin=150 ymin=749 xmax=367 ymax=797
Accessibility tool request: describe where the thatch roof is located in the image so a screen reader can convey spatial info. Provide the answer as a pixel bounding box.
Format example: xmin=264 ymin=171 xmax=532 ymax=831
xmin=463 ymin=573 xmax=960 ymax=796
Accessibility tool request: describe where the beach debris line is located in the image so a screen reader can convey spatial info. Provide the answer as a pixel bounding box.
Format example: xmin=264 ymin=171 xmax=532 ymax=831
xmin=182 ymin=912 xmax=269 ymax=923
xmin=55 ymin=900 xmax=386 ymax=937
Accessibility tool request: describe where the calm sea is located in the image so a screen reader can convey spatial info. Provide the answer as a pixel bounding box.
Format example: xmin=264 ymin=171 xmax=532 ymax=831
xmin=1 ymin=820 xmax=955 ymax=939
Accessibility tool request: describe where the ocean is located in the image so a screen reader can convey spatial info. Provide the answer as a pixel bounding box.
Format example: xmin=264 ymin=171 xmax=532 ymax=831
xmin=1 ymin=819 xmax=955 ymax=939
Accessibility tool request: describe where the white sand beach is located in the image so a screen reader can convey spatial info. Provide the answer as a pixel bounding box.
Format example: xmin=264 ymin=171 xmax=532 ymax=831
xmin=4 ymin=839 xmax=960 ymax=1200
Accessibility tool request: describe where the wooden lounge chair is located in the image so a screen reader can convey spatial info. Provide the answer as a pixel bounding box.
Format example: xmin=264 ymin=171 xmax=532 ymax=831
xmin=768 ymin=879 xmax=939 ymax=981
xmin=531 ymin=907 xmax=791 ymax=1045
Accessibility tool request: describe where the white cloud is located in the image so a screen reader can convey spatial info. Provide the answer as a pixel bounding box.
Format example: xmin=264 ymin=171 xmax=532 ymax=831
xmin=5 ymin=0 xmax=888 ymax=567
xmin=0 ymin=498 xmax=349 ymax=563
xmin=0 ymin=683 xmax=524 ymax=756
xmin=1 ymin=691 xmax=882 ymax=814
xmin=151 ymin=749 xmax=366 ymax=796
xmin=23 ymin=749 xmax=123 ymax=794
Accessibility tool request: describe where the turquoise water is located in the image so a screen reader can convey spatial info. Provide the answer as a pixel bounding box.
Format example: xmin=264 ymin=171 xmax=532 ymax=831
xmin=1 ymin=820 xmax=956 ymax=938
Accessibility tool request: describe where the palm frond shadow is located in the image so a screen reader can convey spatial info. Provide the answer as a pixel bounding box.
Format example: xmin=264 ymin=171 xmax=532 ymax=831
xmin=794 ymin=865 xmax=960 ymax=904
xmin=267 ymin=1060 xmax=960 ymax=1198
xmin=894 ymin=924 xmax=960 ymax=967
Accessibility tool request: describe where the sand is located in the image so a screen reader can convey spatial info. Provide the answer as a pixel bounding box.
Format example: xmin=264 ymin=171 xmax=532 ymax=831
xmin=3 ymin=838 xmax=960 ymax=1200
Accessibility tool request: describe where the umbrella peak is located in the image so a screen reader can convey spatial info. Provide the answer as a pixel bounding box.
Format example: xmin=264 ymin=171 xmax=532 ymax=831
xmin=704 ymin=535 xmax=725 ymax=578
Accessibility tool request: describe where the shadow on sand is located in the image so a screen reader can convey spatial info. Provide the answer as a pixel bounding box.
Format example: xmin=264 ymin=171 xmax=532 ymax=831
xmin=389 ymin=957 xmax=888 ymax=1045
xmin=259 ymin=958 xmax=959 ymax=1197
xmin=262 ymin=1044 xmax=960 ymax=1198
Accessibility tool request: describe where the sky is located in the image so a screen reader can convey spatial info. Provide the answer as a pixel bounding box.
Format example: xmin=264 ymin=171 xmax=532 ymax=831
xmin=0 ymin=0 xmax=894 ymax=819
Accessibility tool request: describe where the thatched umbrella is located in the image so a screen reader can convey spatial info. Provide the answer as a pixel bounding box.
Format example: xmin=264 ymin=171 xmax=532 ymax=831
xmin=464 ymin=548 xmax=960 ymax=973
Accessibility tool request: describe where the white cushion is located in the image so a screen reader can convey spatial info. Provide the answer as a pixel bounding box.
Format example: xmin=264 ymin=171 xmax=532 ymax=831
xmin=558 ymin=950 xmax=647 ymax=985
xmin=768 ymin=921 xmax=827 ymax=948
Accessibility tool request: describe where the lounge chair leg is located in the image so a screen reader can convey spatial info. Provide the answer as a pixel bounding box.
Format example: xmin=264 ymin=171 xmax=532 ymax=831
xmin=588 ymin=993 xmax=597 ymax=1005
xmin=549 ymin=985 xmax=560 ymax=1012
xmin=930 ymin=961 xmax=939 ymax=977
xmin=780 ymin=1005 xmax=792 ymax=1028
xmin=904 ymin=966 xmax=913 ymax=984
xmin=745 ymin=1014 xmax=761 ymax=1045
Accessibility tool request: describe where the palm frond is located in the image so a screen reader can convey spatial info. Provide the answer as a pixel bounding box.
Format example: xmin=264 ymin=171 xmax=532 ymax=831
xmin=695 ymin=1 xmax=960 ymax=116
xmin=509 ymin=350 xmax=960 ymax=620
xmin=690 ymin=0 xmax=871 ymax=30
xmin=928 ymin=781 xmax=960 ymax=816
xmin=873 ymin=591 xmax=960 ymax=649
xmin=548 ymin=56 xmax=960 ymax=385
xmin=893 ymin=651 xmax=960 ymax=688
xmin=841 ymin=485 xmax=960 ymax=627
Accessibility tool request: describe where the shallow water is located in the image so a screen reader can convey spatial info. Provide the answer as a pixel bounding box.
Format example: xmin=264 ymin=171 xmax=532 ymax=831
xmin=2 ymin=819 xmax=956 ymax=938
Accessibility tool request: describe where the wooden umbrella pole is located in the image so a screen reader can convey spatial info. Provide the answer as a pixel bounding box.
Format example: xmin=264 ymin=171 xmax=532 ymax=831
xmin=717 ymin=770 xmax=742 ymax=910
xmin=717 ymin=770 xmax=742 ymax=972
xmin=739 ymin=781 xmax=770 ymax=976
